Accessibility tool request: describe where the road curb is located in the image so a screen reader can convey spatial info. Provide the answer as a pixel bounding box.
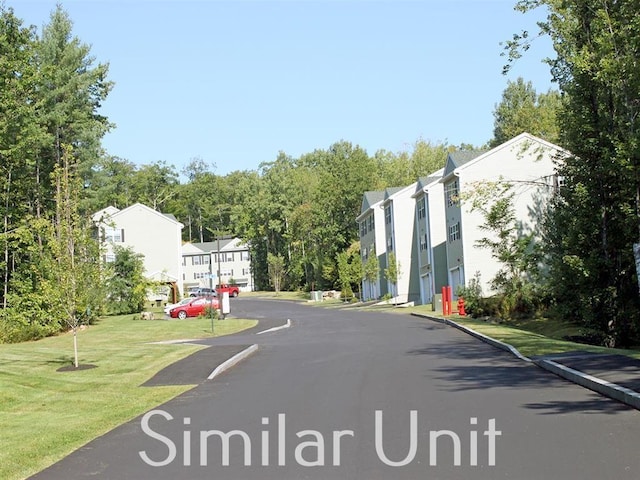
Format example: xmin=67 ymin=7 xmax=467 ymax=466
xmin=413 ymin=313 xmax=640 ymax=411
xmin=412 ymin=313 xmax=532 ymax=362
xmin=256 ymin=318 xmax=291 ymax=335
xmin=534 ymin=358 xmax=640 ymax=410
xmin=207 ymin=344 xmax=259 ymax=380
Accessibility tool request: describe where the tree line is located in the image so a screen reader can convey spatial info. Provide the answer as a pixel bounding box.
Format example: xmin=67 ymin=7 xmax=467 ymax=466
xmin=2 ymin=1 xmax=639 ymax=349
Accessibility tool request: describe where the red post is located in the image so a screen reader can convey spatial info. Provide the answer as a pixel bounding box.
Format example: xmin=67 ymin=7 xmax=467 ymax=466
xmin=441 ymin=286 xmax=448 ymax=315
xmin=446 ymin=286 xmax=453 ymax=315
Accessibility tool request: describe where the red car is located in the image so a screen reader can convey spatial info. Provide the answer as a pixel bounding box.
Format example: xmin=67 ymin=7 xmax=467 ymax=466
xmin=169 ymin=296 xmax=219 ymax=319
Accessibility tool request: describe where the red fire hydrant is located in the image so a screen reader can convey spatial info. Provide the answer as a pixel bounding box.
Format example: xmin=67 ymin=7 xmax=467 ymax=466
xmin=458 ymin=297 xmax=466 ymax=316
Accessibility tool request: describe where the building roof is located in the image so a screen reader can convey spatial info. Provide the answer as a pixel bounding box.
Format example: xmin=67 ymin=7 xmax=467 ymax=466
xmin=441 ymin=132 xmax=568 ymax=183
xmin=92 ymin=203 xmax=184 ymax=228
xmin=443 ymin=149 xmax=489 ymax=177
xmin=383 ymin=186 xmax=405 ymax=200
xmin=187 ymin=237 xmax=242 ymax=253
xmin=414 ymin=168 xmax=444 ymax=196
xmin=360 ymin=191 xmax=385 ymax=214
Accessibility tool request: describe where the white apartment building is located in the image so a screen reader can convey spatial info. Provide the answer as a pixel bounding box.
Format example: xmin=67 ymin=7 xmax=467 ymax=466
xmin=182 ymin=238 xmax=253 ymax=293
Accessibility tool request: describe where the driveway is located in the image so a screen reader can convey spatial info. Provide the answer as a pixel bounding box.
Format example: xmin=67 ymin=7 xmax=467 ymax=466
xmin=29 ymin=299 xmax=640 ymax=479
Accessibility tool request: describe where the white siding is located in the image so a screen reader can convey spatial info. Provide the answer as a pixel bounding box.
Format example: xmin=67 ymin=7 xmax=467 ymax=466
xmin=452 ymin=134 xmax=560 ymax=295
xmin=384 ymin=183 xmax=417 ymax=303
xmin=95 ymin=203 xmax=184 ymax=297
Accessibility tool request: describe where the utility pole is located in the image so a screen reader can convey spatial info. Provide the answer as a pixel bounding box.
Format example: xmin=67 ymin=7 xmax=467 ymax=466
xmin=209 ymin=248 xmax=214 ymax=334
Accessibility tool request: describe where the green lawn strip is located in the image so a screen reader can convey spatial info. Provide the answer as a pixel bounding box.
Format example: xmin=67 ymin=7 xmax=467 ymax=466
xmin=0 ymin=312 xmax=256 ymax=480
xmin=243 ymin=291 xmax=310 ymax=301
xmin=453 ymin=317 xmax=640 ymax=359
xmin=405 ymin=305 xmax=640 ymax=360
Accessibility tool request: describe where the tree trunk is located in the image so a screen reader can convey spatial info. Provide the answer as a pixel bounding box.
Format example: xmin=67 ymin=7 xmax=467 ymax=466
xmin=3 ymin=169 xmax=11 ymax=309
xmin=73 ymin=326 xmax=79 ymax=368
xmin=636 ymin=183 xmax=640 ymax=294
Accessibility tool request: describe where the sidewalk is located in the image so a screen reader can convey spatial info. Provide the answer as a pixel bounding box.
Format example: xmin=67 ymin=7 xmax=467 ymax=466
xmin=415 ymin=313 xmax=640 ymax=411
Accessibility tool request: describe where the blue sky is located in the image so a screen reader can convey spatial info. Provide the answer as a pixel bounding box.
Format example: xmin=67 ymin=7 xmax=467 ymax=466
xmin=16 ymin=0 xmax=555 ymax=176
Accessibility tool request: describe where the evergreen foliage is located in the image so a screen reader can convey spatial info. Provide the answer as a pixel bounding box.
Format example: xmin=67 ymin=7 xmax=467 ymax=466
xmin=105 ymin=246 xmax=147 ymax=315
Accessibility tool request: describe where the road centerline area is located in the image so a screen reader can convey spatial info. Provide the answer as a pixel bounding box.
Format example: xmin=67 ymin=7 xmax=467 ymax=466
xmin=29 ymin=299 xmax=640 ymax=480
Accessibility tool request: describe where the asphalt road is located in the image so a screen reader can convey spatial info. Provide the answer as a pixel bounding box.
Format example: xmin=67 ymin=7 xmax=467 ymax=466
xmin=30 ymin=299 xmax=640 ymax=479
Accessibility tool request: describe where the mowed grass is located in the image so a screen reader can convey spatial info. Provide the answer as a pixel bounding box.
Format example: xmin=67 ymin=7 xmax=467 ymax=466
xmin=0 ymin=310 xmax=256 ymax=480
xmin=408 ymin=305 xmax=640 ymax=360
xmin=241 ymin=290 xmax=310 ymax=301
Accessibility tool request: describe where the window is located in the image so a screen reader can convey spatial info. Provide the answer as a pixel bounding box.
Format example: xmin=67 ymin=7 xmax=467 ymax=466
xmin=192 ymin=255 xmax=209 ymax=265
xmin=368 ymin=214 xmax=374 ymax=231
xmin=241 ymin=251 xmax=250 ymax=261
xmin=242 ymin=268 xmax=251 ymax=276
xmin=387 ymin=235 xmax=393 ymax=251
xmin=360 ymin=221 xmax=367 ymax=237
xmin=420 ymin=233 xmax=428 ymax=251
xmin=362 ymin=247 xmax=368 ymax=261
xmin=445 ymin=181 xmax=459 ymax=207
xmin=104 ymin=254 xmax=115 ymax=263
xmin=104 ymin=227 xmax=123 ymax=243
xmin=448 ymin=222 xmax=461 ymax=243
xmin=417 ymin=198 xmax=426 ymax=220
xmin=384 ymin=204 xmax=392 ymax=225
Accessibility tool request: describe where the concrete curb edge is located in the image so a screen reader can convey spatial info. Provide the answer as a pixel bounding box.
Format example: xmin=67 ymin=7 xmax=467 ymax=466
xmin=413 ymin=313 xmax=640 ymax=411
xmin=534 ymin=359 xmax=640 ymax=410
xmin=412 ymin=313 xmax=532 ymax=362
xmin=256 ymin=318 xmax=292 ymax=335
xmin=207 ymin=344 xmax=259 ymax=380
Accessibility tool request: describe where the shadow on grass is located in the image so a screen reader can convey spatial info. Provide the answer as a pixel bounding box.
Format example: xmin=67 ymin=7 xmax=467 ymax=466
xmin=46 ymin=355 xmax=75 ymax=366
xmin=57 ymin=363 xmax=98 ymax=372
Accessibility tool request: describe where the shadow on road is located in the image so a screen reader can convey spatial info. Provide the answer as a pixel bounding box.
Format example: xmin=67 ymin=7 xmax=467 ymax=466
xmin=522 ymin=397 xmax=630 ymax=415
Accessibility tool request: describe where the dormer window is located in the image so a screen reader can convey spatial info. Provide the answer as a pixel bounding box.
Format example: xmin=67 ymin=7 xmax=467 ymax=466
xmin=417 ymin=197 xmax=426 ymax=220
xmin=384 ymin=205 xmax=392 ymax=225
xmin=445 ymin=181 xmax=459 ymax=207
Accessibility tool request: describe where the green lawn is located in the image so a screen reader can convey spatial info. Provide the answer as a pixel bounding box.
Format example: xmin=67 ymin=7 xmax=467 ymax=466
xmin=408 ymin=305 xmax=640 ymax=360
xmin=0 ymin=310 xmax=256 ymax=480
xmin=242 ymin=290 xmax=311 ymax=301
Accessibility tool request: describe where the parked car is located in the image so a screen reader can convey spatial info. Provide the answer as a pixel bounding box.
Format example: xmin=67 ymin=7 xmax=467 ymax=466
xmin=163 ymin=297 xmax=192 ymax=315
xmin=169 ymin=297 xmax=219 ymax=319
xmin=216 ymin=284 xmax=240 ymax=297
xmin=188 ymin=287 xmax=216 ymax=297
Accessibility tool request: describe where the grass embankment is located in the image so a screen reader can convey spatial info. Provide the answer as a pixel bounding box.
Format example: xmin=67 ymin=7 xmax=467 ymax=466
xmin=0 ymin=309 xmax=256 ymax=480
xmin=408 ymin=305 xmax=640 ymax=360
xmin=242 ymin=290 xmax=310 ymax=301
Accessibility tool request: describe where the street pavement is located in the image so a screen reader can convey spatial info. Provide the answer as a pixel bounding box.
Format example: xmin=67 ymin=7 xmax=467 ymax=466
xmin=29 ymin=298 xmax=640 ymax=479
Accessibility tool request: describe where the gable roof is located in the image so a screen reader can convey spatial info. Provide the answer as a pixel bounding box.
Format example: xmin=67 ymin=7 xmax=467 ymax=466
xmin=93 ymin=203 xmax=184 ymax=228
xmin=441 ymin=133 xmax=567 ymax=183
xmin=187 ymin=237 xmax=238 ymax=254
xmin=443 ymin=149 xmax=488 ymax=177
xmin=91 ymin=205 xmax=120 ymax=223
xmin=383 ymin=186 xmax=404 ymax=200
xmin=360 ymin=191 xmax=385 ymax=214
xmin=413 ymin=168 xmax=444 ymax=197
